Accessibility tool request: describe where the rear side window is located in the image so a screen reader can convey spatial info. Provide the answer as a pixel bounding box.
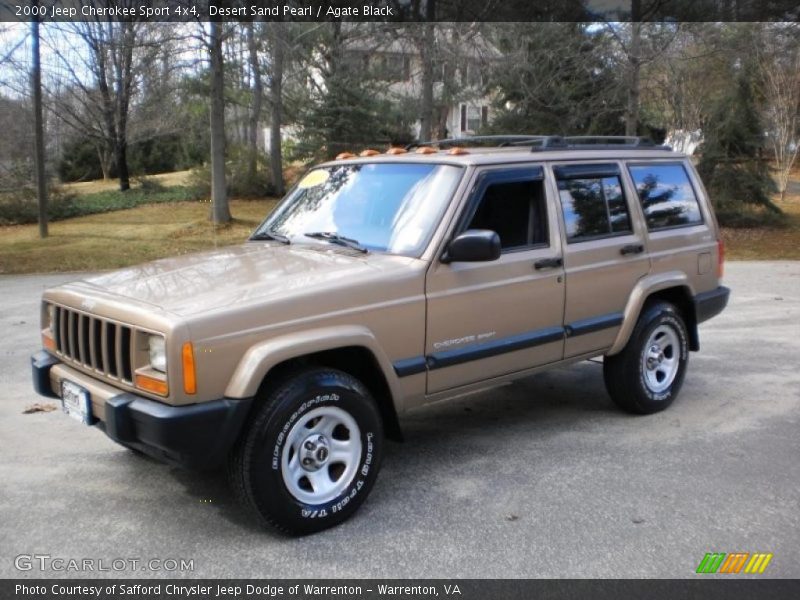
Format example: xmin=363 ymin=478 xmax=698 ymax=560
xmin=555 ymin=165 xmax=632 ymax=242
xmin=628 ymin=163 xmax=703 ymax=230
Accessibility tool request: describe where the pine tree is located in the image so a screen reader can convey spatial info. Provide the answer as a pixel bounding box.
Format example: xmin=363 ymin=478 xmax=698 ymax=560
xmin=697 ymin=63 xmax=780 ymax=223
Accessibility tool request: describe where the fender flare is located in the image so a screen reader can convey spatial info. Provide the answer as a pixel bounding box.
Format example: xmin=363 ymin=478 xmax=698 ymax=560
xmin=224 ymin=325 xmax=403 ymax=409
xmin=607 ymin=271 xmax=696 ymax=356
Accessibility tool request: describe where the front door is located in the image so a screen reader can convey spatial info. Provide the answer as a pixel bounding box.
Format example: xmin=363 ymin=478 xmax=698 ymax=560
xmin=425 ymin=166 xmax=566 ymax=394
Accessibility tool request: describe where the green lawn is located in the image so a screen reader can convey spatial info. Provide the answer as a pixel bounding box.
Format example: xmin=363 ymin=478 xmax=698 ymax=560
xmin=0 ymin=199 xmax=277 ymax=274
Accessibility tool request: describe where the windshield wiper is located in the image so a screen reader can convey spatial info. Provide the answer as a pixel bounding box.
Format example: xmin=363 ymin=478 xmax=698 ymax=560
xmin=250 ymin=229 xmax=290 ymax=244
xmin=303 ymin=231 xmax=368 ymax=253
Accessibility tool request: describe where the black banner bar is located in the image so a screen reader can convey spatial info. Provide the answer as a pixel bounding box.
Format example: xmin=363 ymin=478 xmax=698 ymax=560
xmin=3 ymin=579 xmax=800 ymax=600
xmin=1 ymin=0 xmax=799 ymax=23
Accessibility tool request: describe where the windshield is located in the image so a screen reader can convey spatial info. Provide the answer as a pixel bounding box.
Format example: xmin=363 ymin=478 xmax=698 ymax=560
xmin=253 ymin=163 xmax=463 ymax=256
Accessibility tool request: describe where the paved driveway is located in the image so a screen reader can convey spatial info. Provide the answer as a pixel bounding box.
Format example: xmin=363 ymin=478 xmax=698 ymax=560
xmin=0 ymin=262 xmax=798 ymax=578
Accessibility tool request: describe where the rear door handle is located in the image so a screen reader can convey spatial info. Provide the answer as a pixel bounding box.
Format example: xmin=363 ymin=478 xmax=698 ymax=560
xmin=620 ymin=244 xmax=644 ymax=256
xmin=534 ymin=257 xmax=563 ymax=270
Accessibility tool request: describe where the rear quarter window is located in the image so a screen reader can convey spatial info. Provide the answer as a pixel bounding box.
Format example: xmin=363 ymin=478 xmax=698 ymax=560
xmin=627 ymin=163 xmax=703 ymax=230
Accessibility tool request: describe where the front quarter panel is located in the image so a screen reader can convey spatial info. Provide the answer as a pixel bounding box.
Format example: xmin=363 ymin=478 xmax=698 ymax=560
xmin=224 ymin=325 xmax=405 ymax=408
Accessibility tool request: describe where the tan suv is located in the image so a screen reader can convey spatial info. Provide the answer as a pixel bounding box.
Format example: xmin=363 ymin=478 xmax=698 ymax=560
xmin=31 ymin=136 xmax=729 ymax=534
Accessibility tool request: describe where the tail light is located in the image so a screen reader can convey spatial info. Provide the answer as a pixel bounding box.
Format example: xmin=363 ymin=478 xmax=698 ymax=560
xmin=717 ymin=239 xmax=725 ymax=278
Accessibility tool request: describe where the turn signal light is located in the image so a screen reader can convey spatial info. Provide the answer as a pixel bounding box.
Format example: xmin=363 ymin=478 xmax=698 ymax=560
xmin=386 ymin=147 xmax=407 ymax=155
xmin=182 ymin=342 xmax=196 ymax=395
xmin=335 ymin=152 xmax=355 ymax=160
xmin=359 ymin=149 xmax=380 ymax=157
xmin=448 ymin=147 xmax=470 ymax=155
xmin=135 ymin=374 xmax=168 ymax=396
xmin=415 ymin=146 xmax=437 ymax=154
xmin=42 ymin=334 xmax=56 ymax=351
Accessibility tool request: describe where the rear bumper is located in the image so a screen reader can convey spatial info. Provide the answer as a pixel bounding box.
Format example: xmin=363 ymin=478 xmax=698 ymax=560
xmin=31 ymin=351 xmax=251 ymax=469
xmin=694 ymin=286 xmax=730 ymax=323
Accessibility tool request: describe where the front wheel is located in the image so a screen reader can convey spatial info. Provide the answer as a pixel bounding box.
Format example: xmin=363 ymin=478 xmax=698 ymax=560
xmin=603 ymin=301 xmax=689 ymax=414
xmin=229 ymin=368 xmax=383 ymax=535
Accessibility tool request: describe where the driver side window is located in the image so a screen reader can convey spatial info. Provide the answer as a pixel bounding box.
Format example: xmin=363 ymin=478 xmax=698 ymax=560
xmin=466 ymin=174 xmax=548 ymax=251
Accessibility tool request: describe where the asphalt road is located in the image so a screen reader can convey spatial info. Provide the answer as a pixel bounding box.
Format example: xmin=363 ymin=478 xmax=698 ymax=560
xmin=1 ymin=262 xmax=798 ymax=579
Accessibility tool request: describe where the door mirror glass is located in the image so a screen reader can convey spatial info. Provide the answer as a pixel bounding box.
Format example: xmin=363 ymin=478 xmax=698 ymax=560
xmin=445 ymin=229 xmax=501 ymax=263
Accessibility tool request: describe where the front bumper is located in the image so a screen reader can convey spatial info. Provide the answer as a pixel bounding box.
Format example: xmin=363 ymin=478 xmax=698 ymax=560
xmin=31 ymin=351 xmax=251 ymax=469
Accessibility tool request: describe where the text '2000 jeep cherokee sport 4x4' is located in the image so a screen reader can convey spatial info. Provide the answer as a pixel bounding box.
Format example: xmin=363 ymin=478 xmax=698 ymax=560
xmin=32 ymin=135 xmax=729 ymax=534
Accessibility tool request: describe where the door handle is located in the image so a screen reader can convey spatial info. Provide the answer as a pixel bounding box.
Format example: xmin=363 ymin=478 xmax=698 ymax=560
xmin=620 ymin=244 xmax=644 ymax=256
xmin=534 ymin=257 xmax=563 ymax=270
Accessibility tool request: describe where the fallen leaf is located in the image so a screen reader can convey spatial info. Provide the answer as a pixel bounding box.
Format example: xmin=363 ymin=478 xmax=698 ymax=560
xmin=23 ymin=402 xmax=58 ymax=414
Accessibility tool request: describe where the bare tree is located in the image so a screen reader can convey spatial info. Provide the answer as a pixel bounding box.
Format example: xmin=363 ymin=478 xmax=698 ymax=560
xmin=45 ymin=13 xmax=173 ymax=190
xmin=208 ymin=20 xmax=230 ymax=224
xmin=602 ymin=1 xmax=681 ymax=136
xmin=757 ymin=25 xmax=800 ymax=202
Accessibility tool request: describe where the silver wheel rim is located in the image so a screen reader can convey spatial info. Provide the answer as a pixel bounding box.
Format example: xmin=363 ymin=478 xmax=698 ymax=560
xmin=281 ymin=406 xmax=362 ymax=505
xmin=641 ymin=324 xmax=681 ymax=395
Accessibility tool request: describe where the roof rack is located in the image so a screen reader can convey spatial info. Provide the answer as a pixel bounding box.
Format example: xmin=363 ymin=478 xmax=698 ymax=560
xmin=406 ymin=135 xmax=554 ymax=150
xmin=406 ymin=135 xmax=672 ymax=152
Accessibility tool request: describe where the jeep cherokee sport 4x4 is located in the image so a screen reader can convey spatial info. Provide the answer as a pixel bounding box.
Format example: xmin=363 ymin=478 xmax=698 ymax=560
xmin=32 ymin=135 xmax=729 ymax=534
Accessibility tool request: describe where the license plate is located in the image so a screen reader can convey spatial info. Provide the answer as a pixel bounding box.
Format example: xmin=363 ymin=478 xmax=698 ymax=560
xmin=61 ymin=380 xmax=92 ymax=425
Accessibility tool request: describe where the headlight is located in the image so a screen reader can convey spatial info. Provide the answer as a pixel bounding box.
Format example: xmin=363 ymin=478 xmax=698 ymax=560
xmin=46 ymin=304 xmax=55 ymax=330
xmin=148 ymin=335 xmax=167 ymax=372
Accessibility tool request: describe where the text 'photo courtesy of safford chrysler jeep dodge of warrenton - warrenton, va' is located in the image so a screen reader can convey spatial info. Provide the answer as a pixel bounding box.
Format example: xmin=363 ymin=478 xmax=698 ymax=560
xmin=31 ymin=135 xmax=729 ymax=534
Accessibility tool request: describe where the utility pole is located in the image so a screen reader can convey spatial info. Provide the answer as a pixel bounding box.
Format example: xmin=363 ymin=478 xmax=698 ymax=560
xmin=32 ymin=10 xmax=48 ymax=238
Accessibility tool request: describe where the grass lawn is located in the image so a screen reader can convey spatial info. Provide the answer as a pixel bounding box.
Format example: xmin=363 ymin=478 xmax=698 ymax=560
xmin=0 ymin=199 xmax=277 ymax=274
xmin=720 ymin=192 xmax=800 ymax=260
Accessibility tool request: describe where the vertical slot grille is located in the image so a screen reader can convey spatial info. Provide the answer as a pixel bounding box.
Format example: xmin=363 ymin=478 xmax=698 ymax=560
xmin=106 ymin=322 xmax=118 ymax=377
xmin=119 ymin=326 xmax=132 ymax=382
xmin=51 ymin=305 xmax=136 ymax=384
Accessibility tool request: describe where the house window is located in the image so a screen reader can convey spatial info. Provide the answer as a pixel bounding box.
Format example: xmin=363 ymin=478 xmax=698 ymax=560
xmin=460 ymin=105 xmax=487 ymax=133
xmin=377 ymin=53 xmax=410 ymax=81
xmin=461 ymin=64 xmax=483 ymax=88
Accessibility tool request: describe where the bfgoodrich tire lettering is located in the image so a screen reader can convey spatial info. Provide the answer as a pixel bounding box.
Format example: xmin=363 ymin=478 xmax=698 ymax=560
xmin=603 ymin=302 xmax=689 ymax=415
xmin=229 ymin=368 xmax=383 ymax=535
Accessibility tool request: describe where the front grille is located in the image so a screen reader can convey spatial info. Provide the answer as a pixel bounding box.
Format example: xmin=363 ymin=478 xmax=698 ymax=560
xmin=52 ymin=305 xmax=134 ymax=383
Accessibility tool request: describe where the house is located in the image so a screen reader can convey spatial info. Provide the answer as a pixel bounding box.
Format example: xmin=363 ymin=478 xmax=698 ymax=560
xmin=310 ymin=27 xmax=499 ymax=143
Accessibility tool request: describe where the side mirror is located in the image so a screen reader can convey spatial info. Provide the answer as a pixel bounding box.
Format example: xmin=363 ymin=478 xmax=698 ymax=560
xmin=443 ymin=229 xmax=501 ymax=263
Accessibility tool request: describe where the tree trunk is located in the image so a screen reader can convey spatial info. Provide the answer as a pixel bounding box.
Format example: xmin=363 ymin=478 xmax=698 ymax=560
xmin=418 ymin=2 xmax=436 ymax=141
xmin=625 ymin=1 xmax=642 ymax=136
xmin=269 ymin=23 xmax=285 ymax=196
xmin=31 ymin=14 xmax=48 ymax=238
xmin=115 ymin=24 xmax=134 ymax=192
xmin=209 ymin=21 xmax=231 ymax=224
xmin=98 ymin=146 xmax=113 ymax=180
xmin=246 ymin=22 xmax=263 ymax=184
xmin=115 ymin=140 xmax=130 ymax=192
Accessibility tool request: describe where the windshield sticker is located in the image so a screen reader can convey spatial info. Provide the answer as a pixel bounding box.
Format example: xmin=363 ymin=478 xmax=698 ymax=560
xmin=297 ymin=170 xmax=330 ymax=189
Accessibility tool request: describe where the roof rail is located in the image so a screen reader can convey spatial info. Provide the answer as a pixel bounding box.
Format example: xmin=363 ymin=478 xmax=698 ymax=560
xmin=406 ymin=135 xmax=553 ymax=150
xmin=405 ymin=135 xmax=672 ymax=152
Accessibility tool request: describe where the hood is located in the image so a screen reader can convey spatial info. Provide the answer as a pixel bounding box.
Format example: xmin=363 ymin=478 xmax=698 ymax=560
xmin=65 ymin=243 xmax=419 ymax=317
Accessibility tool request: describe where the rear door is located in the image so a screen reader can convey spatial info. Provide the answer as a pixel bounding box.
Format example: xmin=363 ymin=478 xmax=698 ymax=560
xmin=552 ymin=162 xmax=651 ymax=358
xmin=425 ymin=165 xmax=565 ymax=394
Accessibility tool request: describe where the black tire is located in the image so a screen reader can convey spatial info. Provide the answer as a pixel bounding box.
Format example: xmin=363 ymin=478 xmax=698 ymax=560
xmin=228 ymin=367 xmax=383 ymax=535
xmin=603 ymin=301 xmax=689 ymax=415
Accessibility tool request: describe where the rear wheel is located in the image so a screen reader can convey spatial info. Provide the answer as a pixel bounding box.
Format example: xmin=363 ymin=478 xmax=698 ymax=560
xmin=603 ymin=301 xmax=689 ymax=414
xmin=229 ymin=367 xmax=383 ymax=535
